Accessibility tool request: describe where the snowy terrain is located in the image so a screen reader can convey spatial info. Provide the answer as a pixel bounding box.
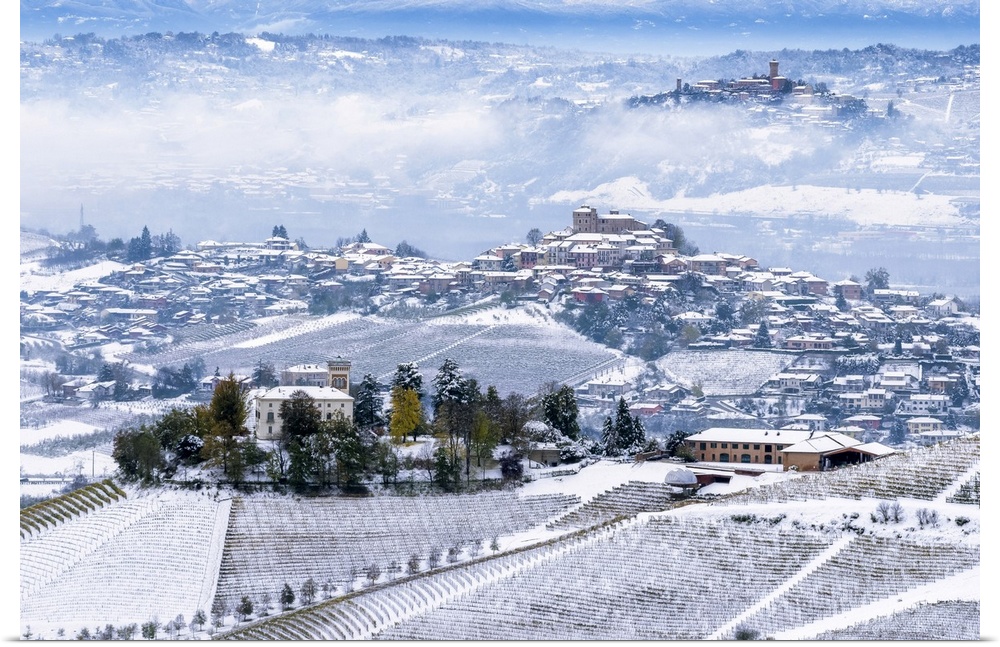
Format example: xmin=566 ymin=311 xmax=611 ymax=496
xmin=548 ymin=178 xmax=971 ymax=229
xmin=20 ymin=260 xmax=131 ymax=294
xmin=656 ymin=349 xmax=795 ymax=396
xmin=18 ymin=436 xmax=981 ymax=640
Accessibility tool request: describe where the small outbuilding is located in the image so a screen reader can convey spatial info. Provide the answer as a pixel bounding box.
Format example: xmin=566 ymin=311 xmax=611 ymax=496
xmin=781 ymin=432 xmax=894 ymax=471
xmin=665 ymin=467 xmax=699 ymax=492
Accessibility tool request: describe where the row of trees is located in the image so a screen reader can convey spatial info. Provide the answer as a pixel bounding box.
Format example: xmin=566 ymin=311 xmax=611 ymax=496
xmin=115 ymin=356 xmax=700 ymax=491
xmin=112 ymin=355 xmax=590 ymax=492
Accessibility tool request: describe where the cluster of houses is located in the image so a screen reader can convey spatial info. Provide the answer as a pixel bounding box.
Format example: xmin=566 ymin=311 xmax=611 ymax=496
xmin=577 ymin=360 xmax=967 ymax=451
xmin=22 ymin=202 xmax=978 ymax=459
xmin=21 ymin=203 xmax=976 ymax=357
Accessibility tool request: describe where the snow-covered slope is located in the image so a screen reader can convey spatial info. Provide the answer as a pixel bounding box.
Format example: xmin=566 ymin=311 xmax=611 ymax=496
xmin=19 ymin=436 xmax=980 ymax=640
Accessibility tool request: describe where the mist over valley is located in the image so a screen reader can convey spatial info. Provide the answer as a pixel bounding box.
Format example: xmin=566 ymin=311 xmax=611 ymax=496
xmin=20 ymin=16 xmax=979 ymax=298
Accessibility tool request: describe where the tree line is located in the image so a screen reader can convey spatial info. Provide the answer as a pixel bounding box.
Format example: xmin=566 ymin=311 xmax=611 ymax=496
xmin=111 ymin=357 xmax=661 ymax=492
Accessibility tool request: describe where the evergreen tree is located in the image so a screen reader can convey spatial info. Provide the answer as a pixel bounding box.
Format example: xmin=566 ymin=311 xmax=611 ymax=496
xmin=864 ymin=266 xmax=891 ymax=293
xmin=652 ymin=219 xmax=699 ymax=255
xmin=630 ymin=416 xmax=646 ymax=452
xmin=203 ymin=373 xmax=249 ymax=478
xmin=601 ymin=415 xmax=619 ymax=456
xmin=354 ymin=374 xmax=386 ymax=429
xmin=951 ymin=377 xmax=969 ymax=407
xmin=602 ymin=398 xmax=645 ymax=456
xmin=251 ymin=361 xmax=278 ymax=388
xmin=391 ymin=362 xmax=424 ymax=398
xmin=279 ymin=583 xmax=295 ymax=610
xmin=141 ymin=620 xmax=160 ymax=640
xmin=152 ymin=229 xmax=181 ymax=255
xmin=235 ymin=596 xmax=253 ymax=623
xmin=330 ymin=416 xmax=368 ymax=487
xmin=126 ymin=237 xmax=142 ymax=262
xmin=209 ymin=373 xmax=248 ymax=431
xmin=97 ymin=363 xmax=115 ymax=382
xmin=888 ymin=419 xmax=907 ymax=445
xmin=431 ymin=358 xmax=467 ymax=415
xmin=138 ymin=225 xmax=152 ymax=259
xmin=432 ymin=445 xmax=460 ymax=491
xmin=664 ymin=430 xmax=692 ymax=457
xmin=395 ymin=240 xmax=427 ymax=258
xmin=753 ymin=320 xmax=773 ymax=348
xmin=150 ymin=406 xmax=200 ymax=454
xmin=541 ymin=385 xmax=580 ymax=440
xmin=498 ymin=451 xmax=524 ymax=481
xmin=112 ymin=427 xmax=164 ymax=485
xmin=278 ymin=390 xmax=322 ymax=440
xmin=300 ymin=578 xmax=318 ymax=605
xmin=356 ymin=228 xmax=371 ymax=243
xmin=614 ymin=397 xmax=637 ymax=451
xmin=272 ymin=224 xmax=288 ymax=239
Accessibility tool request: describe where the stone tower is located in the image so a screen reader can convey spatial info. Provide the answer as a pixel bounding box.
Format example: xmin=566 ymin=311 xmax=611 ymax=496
xmin=327 ymin=357 xmax=351 ymax=394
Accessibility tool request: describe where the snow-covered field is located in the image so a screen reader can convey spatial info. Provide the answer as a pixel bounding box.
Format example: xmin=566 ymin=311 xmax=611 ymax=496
xmin=20 ymin=260 xmax=130 ymax=293
xmin=18 ymin=437 xmax=981 ymax=640
xmin=656 ymin=348 xmax=795 ymax=395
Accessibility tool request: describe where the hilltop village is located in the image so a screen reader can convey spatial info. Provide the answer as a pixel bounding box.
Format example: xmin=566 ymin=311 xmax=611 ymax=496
xmin=21 ymin=200 xmax=980 ymax=482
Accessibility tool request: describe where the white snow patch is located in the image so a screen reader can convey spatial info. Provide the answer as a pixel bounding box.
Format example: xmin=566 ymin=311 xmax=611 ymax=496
xmin=21 ymin=419 xmax=100 ymax=445
xmin=245 ymin=37 xmax=275 ymax=52
xmin=20 ymin=260 xmax=130 ymax=293
xmin=546 ymin=178 xmax=967 ymax=229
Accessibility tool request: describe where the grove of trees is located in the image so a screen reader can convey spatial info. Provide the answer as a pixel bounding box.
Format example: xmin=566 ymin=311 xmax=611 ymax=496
xmin=111 ymin=358 xmax=596 ymax=493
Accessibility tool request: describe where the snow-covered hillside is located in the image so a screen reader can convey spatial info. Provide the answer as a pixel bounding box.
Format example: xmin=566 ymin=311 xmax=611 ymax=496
xmin=18 ymin=436 xmax=980 ymax=640
xmin=20 ymin=260 xmax=131 ymax=294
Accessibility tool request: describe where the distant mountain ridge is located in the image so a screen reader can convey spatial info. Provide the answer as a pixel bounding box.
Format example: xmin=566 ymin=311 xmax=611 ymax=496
xmin=21 ymin=0 xmax=979 ymax=54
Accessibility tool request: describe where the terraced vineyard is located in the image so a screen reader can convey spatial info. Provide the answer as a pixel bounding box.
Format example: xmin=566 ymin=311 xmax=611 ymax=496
xmin=213 ymin=491 xmax=580 ymax=604
xmin=546 ymin=480 xmax=681 ymax=530
xmin=720 ymin=435 xmax=981 ymax=505
xmin=20 ymin=479 xmax=127 ymax=540
xmin=811 ymin=600 xmax=980 ymax=640
xmin=19 ymin=437 xmax=980 ymax=640
xmin=121 ymin=312 xmax=616 ymax=397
